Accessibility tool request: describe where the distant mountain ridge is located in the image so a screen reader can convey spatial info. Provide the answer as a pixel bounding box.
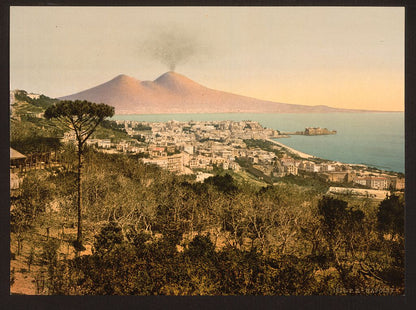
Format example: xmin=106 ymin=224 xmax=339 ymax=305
xmin=59 ymin=72 xmax=373 ymax=114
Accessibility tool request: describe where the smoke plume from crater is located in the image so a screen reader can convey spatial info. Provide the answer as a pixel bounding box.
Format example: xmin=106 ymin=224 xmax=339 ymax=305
xmin=140 ymin=25 xmax=205 ymax=72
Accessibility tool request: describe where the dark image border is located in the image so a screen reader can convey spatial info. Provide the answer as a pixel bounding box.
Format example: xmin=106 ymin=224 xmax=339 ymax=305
xmin=1 ymin=1 xmax=415 ymax=309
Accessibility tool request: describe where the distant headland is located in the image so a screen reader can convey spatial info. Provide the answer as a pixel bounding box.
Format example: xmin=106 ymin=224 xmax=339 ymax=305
xmin=281 ymin=127 xmax=337 ymax=136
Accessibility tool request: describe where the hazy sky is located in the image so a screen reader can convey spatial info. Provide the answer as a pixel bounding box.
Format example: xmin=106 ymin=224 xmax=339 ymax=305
xmin=10 ymin=6 xmax=404 ymax=111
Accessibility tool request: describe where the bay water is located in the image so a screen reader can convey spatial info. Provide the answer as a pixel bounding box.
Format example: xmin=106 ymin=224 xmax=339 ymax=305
xmin=112 ymin=112 xmax=405 ymax=173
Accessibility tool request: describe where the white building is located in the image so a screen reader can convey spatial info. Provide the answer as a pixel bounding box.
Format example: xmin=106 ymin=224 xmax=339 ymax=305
xmin=98 ymin=139 xmax=112 ymax=149
xmin=353 ymin=176 xmax=389 ymax=190
xmin=300 ymin=161 xmax=321 ymax=173
xmin=184 ymin=144 xmax=194 ymax=154
xmin=320 ymin=164 xmax=336 ymax=172
xmin=142 ymin=154 xmax=184 ymax=173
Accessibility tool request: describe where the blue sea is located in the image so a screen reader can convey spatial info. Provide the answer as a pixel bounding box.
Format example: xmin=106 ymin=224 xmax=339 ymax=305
xmin=112 ymin=112 xmax=405 ymax=173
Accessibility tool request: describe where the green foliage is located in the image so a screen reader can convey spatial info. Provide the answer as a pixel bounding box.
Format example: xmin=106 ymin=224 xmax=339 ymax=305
xmin=374 ymin=195 xmax=404 ymax=288
xmin=277 ymin=173 xmax=329 ymax=193
xmin=14 ymin=90 xmax=31 ymax=102
xmin=166 ymin=148 xmax=181 ymax=156
xmin=204 ymin=173 xmax=238 ymax=194
xmin=154 ymin=204 xmax=186 ymax=252
xmin=11 ymin=135 xmax=61 ymax=155
xmin=318 ymin=196 xmax=350 ymax=233
xmin=235 ymin=157 xmax=252 ymax=168
xmin=128 ymin=152 xmax=149 ymax=159
xmin=14 ymin=90 xmax=58 ymax=108
xmin=100 ymin=120 xmax=127 ymax=133
xmin=246 ymin=166 xmax=273 ymax=184
xmin=132 ymin=134 xmax=146 ymax=142
xmin=314 ymin=196 xmax=404 ymax=293
xmin=185 ymin=234 xmax=216 ymax=260
xmin=198 ymin=137 xmax=224 ymax=143
xmin=132 ymin=123 xmax=152 ymax=131
xmin=93 ymin=220 xmax=123 ymax=254
xmin=12 ymin=148 xmax=404 ymax=295
xmin=40 ymin=239 xmax=60 ymax=267
xmin=44 ymin=100 xmax=114 ymax=122
xmin=92 ymin=120 xmax=131 ymax=141
xmin=35 ymin=95 xmax=59 ymax=108
xmin=125 ymin=228 xmax=151 ymax=249
xmin=48 ymin=240 xmax=322 ymax=295
xmin=243 ymin=139 xmax=283 ymax=157
xmin=44 ymin=100 xmax=115 ymax=149
xmin=92 ymin=125 xmax=130 ymax=141
xmin=10 ymin=115 xmax=63 ymax=154
xmin=317 ymin=196 xmax=366 ymax=258
xmin=11 ymin=171 xmax=54 ymax=228
xmin=377 ymin=195 xmax=404 ymax=237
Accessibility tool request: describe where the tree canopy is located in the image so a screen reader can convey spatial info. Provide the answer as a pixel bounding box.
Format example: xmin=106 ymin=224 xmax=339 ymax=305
xmin=377 ymin=194 xmax=404 ymax=237
xmin=44 ymin=100 xmax=115 ymax=151
xmin=44 ymin=100 xmax=114 ymax=248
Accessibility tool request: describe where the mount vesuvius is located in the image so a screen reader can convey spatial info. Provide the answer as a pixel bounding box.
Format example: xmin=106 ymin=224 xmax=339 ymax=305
xmin=59 ymin=72 xmax=369 ymax=114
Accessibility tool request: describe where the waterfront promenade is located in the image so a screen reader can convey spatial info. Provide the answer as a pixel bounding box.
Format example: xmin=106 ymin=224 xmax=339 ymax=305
xmin=267 ymin=138 xmax=315 ymax=159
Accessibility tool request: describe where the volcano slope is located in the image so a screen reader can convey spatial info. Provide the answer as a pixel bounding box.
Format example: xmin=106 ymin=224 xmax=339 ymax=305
xmin=60 ymin=72 xmax=370 ymax=114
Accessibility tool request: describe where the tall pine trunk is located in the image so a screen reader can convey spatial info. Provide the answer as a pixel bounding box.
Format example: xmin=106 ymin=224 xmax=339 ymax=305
xmin=76 ymin=145 xmax=83 ymax=246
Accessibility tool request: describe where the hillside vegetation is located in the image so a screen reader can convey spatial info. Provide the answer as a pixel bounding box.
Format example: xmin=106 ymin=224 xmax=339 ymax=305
xmin=10 ymin=91 xmax=130 ymax=155
xmin=10 ymin=148 xmax=404 ymax=295
xmin=10 ymin=91 xmax=404 ymax=295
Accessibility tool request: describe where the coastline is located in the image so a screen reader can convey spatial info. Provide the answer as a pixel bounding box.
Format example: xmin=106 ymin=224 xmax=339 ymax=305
xmin=267 ymin=138 xmax=403 ymax=175
xmin=266 ymin=138 xmax=315 ymax=159
xmin=110 ymin=113 xmax=403 ymax=173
